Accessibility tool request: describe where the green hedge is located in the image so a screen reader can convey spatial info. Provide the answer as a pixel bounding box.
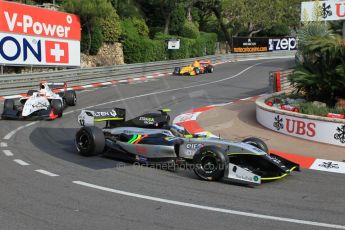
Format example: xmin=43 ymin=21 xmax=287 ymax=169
xmin=122 ymin=19 xmax=217 ymax=63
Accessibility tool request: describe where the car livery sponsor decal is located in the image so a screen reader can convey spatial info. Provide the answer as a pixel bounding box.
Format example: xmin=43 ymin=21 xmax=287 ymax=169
xmin=139 ymin=117 xmax=155 ymax=124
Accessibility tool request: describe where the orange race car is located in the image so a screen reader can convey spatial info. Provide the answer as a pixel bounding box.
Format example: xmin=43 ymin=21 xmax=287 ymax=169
xmin=173 ymin=60 xmax=214 ymax=76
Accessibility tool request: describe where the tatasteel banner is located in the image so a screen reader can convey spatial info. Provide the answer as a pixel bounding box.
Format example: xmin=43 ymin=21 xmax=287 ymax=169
xmin=301 ymin=0 xmax=345 ymax=21
xmin=257 ymin=106 xmax=345 ymax=147
xmin=0 ymin=0 xmax=80 ymax=66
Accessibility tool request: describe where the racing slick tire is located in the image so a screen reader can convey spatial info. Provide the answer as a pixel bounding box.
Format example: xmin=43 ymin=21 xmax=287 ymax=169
xmin=64 ymin=90 xmax=77 ymax=106
xmin=207 ymin=65 xmax=214 ymax=73
xmin=75 ymin=126 xmax=105 ymax=156
xmin=194 ymin=67 xmax=200 ymax=75
xmin=27 ymin=90 xmax=38 ymax=96
xmin=4 ymin=99 xmax=15 ymax=111
xmin=51 ymin=99 xmax=63 ymax=117
xmin=193 ymin=145 xmax=229 ymax=181
xmin=173 ymin=67 xmax=181 ymax=75
xmin=242 ymin=137 xmax=269 ymax=153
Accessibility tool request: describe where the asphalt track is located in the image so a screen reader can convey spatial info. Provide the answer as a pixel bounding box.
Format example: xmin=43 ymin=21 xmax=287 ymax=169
xmin=1 ymin=59 xmax=344 ymax=230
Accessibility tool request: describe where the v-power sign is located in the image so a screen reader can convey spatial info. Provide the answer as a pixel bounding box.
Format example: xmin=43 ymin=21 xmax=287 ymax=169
xmin=0 ymin=0 xmax=80 ymax=67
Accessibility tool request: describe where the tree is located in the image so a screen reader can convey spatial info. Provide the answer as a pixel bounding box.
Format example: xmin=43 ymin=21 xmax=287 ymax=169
xmin=63 ymin=0 xmax=114 ymax=54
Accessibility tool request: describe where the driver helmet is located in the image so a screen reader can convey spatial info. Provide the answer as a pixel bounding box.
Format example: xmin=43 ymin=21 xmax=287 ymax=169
xmin=170 ymin=124 xmax=187 ymax=137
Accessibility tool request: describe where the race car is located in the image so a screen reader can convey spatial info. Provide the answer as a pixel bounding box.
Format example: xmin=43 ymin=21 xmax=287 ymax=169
xmin=173 ymin=60 xmax=214 ymax=76
xmin=1 ymin=81 xmax=77 ymax=120
xmin=75 ymin=108 xmax=299 ymax=185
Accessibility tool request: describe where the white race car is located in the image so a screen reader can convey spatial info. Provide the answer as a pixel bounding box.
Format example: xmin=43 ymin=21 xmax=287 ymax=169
xmin=2 ymin=81 xmax=77 ymax=120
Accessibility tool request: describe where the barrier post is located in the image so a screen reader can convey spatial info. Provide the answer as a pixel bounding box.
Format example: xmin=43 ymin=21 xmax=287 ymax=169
xmin=275 ymin=71 xmax=281 ymax=92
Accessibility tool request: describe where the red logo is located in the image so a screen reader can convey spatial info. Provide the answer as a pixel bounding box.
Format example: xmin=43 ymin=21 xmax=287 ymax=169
xmin=45 ymin=41 xmax=68 ymax=64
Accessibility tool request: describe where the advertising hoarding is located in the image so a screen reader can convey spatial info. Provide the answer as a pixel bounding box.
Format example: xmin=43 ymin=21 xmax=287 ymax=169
xmin=257 ymin=106 xmax=345 ymax=147
xmin=0 ymin=0 xmax=81 ymax=67
xmin=232 ymin=37 xmax=268 ymax=53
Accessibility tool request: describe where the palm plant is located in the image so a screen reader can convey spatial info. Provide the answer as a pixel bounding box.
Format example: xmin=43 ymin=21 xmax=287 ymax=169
xmin=290 ymin=31 xmax=345 ymax=106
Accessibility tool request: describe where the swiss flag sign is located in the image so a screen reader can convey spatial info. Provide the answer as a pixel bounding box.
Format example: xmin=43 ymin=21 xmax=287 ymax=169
xmin=45 ymin=41 xmax=69 ymax=64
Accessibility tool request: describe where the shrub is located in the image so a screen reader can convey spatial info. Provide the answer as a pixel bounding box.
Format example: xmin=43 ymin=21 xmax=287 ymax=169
xmin=89 ymin=26 xmax=103 ymax=55
xmin=99 ymin=10 xmax=122 ymax=43
xmin=181 ymin=21 xmax=200 ymax=39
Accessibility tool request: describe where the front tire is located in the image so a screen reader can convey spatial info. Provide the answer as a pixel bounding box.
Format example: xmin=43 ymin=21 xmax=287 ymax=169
xmin=51 ymin=99 xmax=63 ymax=117
xmin=64 ymin=90 xmax=77 ymax=106
xmin=242 ymin=137 xmax=268 ymax=153
xmin=75 ymin=126 xmax=105 ymax=156
xmin=193 ymin=146 xmax=229 ymax=181
xmin=194 ymin=67 xmax=200 ymax=75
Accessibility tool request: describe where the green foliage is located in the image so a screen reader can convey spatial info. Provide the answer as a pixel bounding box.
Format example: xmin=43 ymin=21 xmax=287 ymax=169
xmin=131 ymin=18 xmax=149 ymax=37
xmin=258 ymin=24 xmax=290 ymax=37
xmin=289 ymin=35 xmax=345 ymax=106
xmin=170 ymin=4 xmax=186 ymax=35
xmin=99 ymin=10 xmax=122 ymax=43
xmin=62 ymin=0 xmax=114 ymax=54
xmin=89 ymin=26 xmax=103 ymax=55
xmin=121 ymin=19 xmax=166 ymax=63
xmin=298 ymin=102 xmax=344 ymax=117
xmin=181 ymin=21 xmax=200 ymax=39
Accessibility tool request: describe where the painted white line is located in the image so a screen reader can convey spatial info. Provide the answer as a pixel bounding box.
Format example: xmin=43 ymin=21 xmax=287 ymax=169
xmin=0 ymin=142 xmax=8 ymax=147
xmin=240 ymin=97 xmax=253 ymax=101
xmin=118 ymin=80 xmax=128 ymax=83
xmin=146 ymin=75 xmax=154 ymax=79
xmin=73 ymin=181 xmax=345 ymax=229
xmin=3 ymin=121 xmax=38 ymax=140
xmin=3 ymin=150 xmax=13 ymax=156
xmin=35 ymin=169 xmax=59 ymax=177
xmin=83 ymin=63 xmax=263 ymax=110
xmin=13 ymin=159 xmax=30 ymax=166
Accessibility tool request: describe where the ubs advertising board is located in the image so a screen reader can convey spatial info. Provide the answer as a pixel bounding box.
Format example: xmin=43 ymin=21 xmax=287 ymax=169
xmin=301 ymin=0 xmax=345 ymax=21
xmin=0 ymin=0 xmax=81 ymax=67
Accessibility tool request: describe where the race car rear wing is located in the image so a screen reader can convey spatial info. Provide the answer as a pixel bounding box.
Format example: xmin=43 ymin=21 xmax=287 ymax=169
xmin=78 ymin=108 xmax=126 ymax=126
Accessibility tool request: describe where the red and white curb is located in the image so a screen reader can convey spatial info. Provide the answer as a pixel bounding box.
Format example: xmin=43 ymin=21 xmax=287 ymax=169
xmin=173 ymin=97 xmax=345 ymax=175
xmin=0 ymin=59 xmax=235 ymax=101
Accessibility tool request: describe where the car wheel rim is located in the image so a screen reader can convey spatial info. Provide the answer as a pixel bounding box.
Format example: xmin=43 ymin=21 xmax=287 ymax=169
xmin=200 ymin=155 xmax=217 ymax=174
xmin=77 ymin=133 xmax=89 ymax=150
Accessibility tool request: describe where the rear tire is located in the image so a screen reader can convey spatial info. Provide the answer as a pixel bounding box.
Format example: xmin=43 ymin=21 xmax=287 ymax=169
xmin=51 ymin=99 xmax=63 ymax=117
xmin=75 ymin=126 xmax=105 ymax=156
xmin=193 ymin=146 xmax=229 ymax=181
xmin=27 ymin=90 xmax=38 ymax=96
xmin=4 ymin=99 xmax=15 ymax=110
xmin=64 ymin=90 xmax=77 ymax=106
xmin=242 ymin=137 xmax=268 ymax=153
xmin=208 ymin=65 xmax=214 ymax=73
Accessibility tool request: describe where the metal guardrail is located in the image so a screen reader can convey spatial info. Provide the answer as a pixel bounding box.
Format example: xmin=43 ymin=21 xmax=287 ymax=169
xmin=0 ymin=51 xmax=296 ymax=96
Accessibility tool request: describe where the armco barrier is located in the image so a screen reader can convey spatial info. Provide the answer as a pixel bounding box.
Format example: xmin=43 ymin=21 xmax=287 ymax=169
xmin=256 ymin=94 xmax=345 ymax=147
xmin=269 ymin=69 xmax=294 ymax=93
xmin=0 ymin=51 xmax=295 ymax=96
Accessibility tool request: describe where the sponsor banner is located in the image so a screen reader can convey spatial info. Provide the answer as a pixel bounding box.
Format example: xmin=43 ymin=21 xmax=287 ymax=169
xmin=168 ymin=39 xmax=180 ymax=50
xmin=232 ymin=37 xmax=268 ymax=53
xmin=0 ymin=33 xmax=80 ymax=66
xmin=257 ymin=106 xmax=345 ymax=147
xmin=0 ymin=0 xmax=80 ymax=67
xmin=0 ymin=0 xmax=80 ymax=40
xmin=310 ymin=159 xmax=345 ymax=174
xmin=268 ymin=37 xmax=297 ymax=51
xmin=301 ymin=0 xmax=345 ymax=21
